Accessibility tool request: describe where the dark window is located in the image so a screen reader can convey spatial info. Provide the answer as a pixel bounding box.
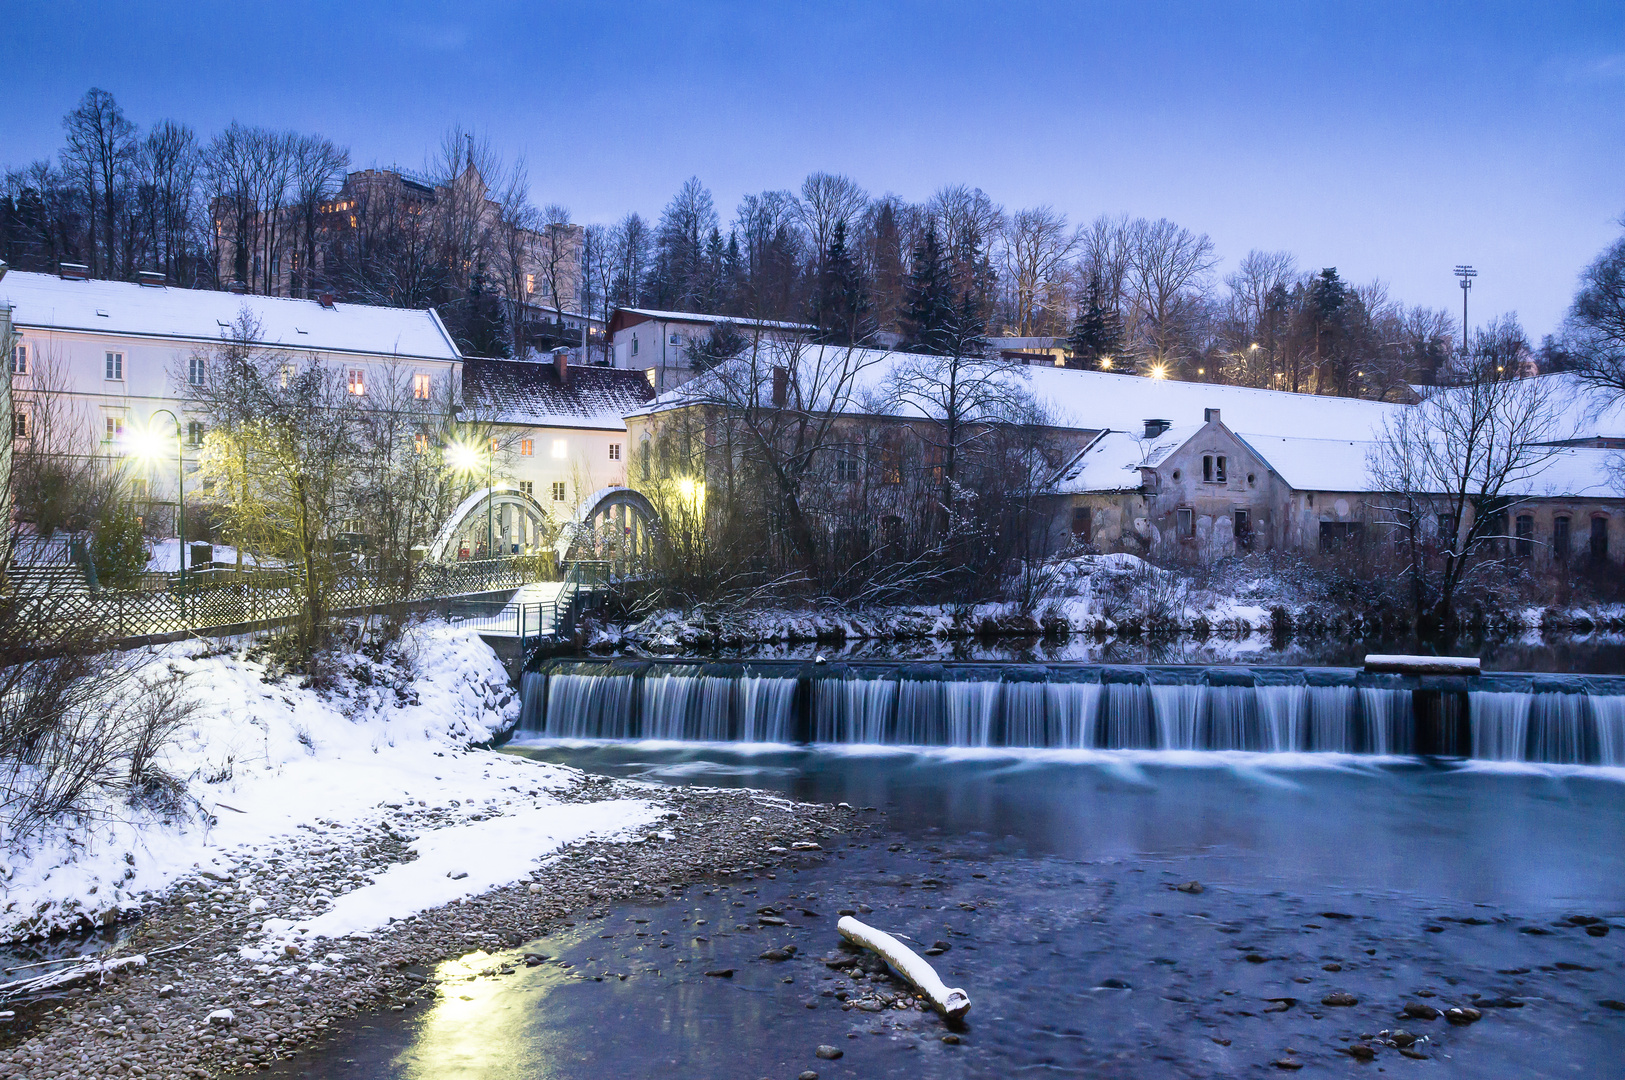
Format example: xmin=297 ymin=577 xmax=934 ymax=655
xmin=881 ymin=514 xmax=904 ymax=548
xmin=1202 ymin=456 xmax=1213 ymax=482
xmin=1319 ymin=521 xmax=1364 ymax=554
xmin=1515 ymin=514 xmax=1534 ymax=558
xmin=1176 ymin=507 xmax=1194 ymax=539
xmin=1437 ymin=514 xmax=1456 ymax=548
xmin=1554 ymin=516 xmax=1571 ymax=563
xmin=1592 ymin=517 xmax=1609 ymax=563
xmin=1071 ymin=506 xmax=1092 ymax=543
xmin=1234 ymin=509 xmax=1252 ymax=550
xmin=1216 ymin=456 xmax=1227 ymax=483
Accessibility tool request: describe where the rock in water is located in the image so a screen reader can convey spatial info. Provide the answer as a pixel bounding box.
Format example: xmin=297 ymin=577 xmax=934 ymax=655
xmin=1175 ymin=881 xmax=1204 ymax=894
xmin=1445 ymin=1006 xmax=1482 ymax=1024
xmin=1403 ymin=1001 xmax=1441 ymax=1020
xmin=815 ymin=1045 xmax=844 ymax=1060
xmin=1322 ymin=992 xmax=1358 ymax=1007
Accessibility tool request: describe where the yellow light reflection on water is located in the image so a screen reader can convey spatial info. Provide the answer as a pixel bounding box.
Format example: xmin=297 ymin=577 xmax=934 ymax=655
xmin=394 ymin=947 xmax=570 ymax=1080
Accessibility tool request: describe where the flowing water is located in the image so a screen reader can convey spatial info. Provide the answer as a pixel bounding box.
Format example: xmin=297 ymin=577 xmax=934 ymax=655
xmin=264 ymin=655 xmax=1625 ymax=1078
xmin=518 ymin=659 xmax=1625 ymax=764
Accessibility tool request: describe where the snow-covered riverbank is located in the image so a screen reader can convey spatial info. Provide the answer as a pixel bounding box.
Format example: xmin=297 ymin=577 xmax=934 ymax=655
xmin=0 ymin=622 xmax=860 ymax=1078
xmin=2 ymin=622 xmax=656 ymax=945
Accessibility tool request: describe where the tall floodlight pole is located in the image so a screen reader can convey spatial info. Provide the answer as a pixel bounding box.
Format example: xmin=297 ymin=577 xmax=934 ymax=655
xmin=1454 ymin=265 xmax=1477 ymax=357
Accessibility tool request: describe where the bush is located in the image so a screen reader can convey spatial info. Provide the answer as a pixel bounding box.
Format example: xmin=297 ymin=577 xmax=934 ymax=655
xmin=90 ymin=505 xmax=150 ymax=589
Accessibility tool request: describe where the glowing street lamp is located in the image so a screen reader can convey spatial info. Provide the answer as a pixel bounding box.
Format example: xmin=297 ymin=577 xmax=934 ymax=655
xmin=447 ymin=437 xmax=495 ymax=557
xmin=124 ymin=409 xmax=187 ymax=589
xmin=1148 ymin=363 xmax=1168 ymax=380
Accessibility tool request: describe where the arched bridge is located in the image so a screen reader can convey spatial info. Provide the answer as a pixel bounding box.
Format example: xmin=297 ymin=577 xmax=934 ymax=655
xmin=426 ymin=484 xmax=661 ymax=573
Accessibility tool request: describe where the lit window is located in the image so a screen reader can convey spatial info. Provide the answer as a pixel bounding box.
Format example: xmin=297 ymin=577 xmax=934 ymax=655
xmin=188 ymin=354 xmax=207 ymax=387
xmin=347 ymin=369 xmax=365 ymax=395
xmin=187 ymin=420 xmax=205 ymax=446
xmin=519 ymin=480 xmax=534 ymax=497
xmin=525 ymin=273 xmax=535 ymax=294
xmin=551 ymin=481 xmax=566 ymax=501
xmin=412 ymin=373 xmax=432 ymax=399
xmin=279 ymin=364 xmax=295 ymax=388
xmin=551 ymin=439 xmax=567 ymax=459
xmin=520 ymin=439 xmax=534 ymax=456
xmin=12 ymin=410 xmax=28 ymax=439
xmin=9 ymin=342 xmax=26 ymax=375
xmin=490 ymin=437 xmax=499 ymax=454
xmin=414 ymin=434 xmax=428 ymax=454
xmin=608 ymin=443 xmax=621 ymax=461
xmin=105 ymin=351 xmax=124 ymax=380
xmin=105 ymin=416 xmax=125 ymax=442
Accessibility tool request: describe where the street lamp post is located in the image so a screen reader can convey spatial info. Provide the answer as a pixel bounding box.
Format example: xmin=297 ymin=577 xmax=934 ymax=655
xmin=1453 ymin=265 xmax=1477 ymax=358
xmin=128 ymin=409 xmax=187 ymax=591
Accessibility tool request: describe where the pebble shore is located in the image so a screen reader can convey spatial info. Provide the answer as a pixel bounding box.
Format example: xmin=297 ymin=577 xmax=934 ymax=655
xmin=0 ymin=770 xmax=859 ymax=1079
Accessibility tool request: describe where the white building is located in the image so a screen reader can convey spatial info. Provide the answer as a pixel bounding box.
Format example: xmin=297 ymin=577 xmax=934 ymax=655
xmin=1 ymin=268 xmax=463 ymax=534
xmin=605 ymin=308 xmax=815 ymax=392
xmin=460 ymin=352 xmax=654 ymax=526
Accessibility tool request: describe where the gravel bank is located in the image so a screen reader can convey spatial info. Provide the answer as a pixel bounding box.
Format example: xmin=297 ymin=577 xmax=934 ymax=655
xmin=0 ymin=769 xmax=860 ymax=1079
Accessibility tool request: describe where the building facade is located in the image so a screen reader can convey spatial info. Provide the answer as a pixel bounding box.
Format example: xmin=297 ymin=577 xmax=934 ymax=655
xmin=605 ymin=308 xmax=816 ymax=392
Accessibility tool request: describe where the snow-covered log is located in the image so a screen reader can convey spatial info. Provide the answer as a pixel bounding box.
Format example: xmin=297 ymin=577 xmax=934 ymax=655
xmin=837 ymin=915 xmax=970 ymax=1020
xmin=0 ymin=954 xmax=145 ymax=1002
xmin=1363 ymin=654 xmax=1481 ymax=675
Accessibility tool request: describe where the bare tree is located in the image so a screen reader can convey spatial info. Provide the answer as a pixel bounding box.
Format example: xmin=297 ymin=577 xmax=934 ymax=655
xmin=1123 ymin=218 xmax=1217 ymax=375
xmin=1368 ymin=323 xmax=1568 ymax=631
xmin=797 ymin=172 xmax=867 ymax=269
xmin=999 ymin=206 xmax=1077 ymax=335
xmin=287 ymin=134 xmax=349 ymax=297
xmin=1569 ymin=229 xmax=1625 ymax=395
xmin=59 ymin=88 xmax=137 ymax=279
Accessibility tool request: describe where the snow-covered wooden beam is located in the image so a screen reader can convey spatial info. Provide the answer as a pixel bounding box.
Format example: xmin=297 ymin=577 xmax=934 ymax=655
xmin=1363 ymin=654 xmax=1481 ymax=675
xmin=838 ymin=915 xmax=970 ymax=1020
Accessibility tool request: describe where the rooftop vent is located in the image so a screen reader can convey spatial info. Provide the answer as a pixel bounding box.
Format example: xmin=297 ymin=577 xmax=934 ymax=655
xmin=554 ymin=347 xmax=570 ymax=386
xmin=318 ymin=292 xmax=336 ymax=309
xmin=137 ymin=270 xmax=167 ymax=288
xmin=228 ymin=280 xmax=247 ymax=294
xmin=59 ymin=262 xmax=90 ymax=281
xmin=1143 ymin=418 xmax=1171 ymax=439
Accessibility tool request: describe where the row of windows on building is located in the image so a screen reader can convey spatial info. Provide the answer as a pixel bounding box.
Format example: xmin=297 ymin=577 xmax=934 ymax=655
xmin=9 ymin=343 xmax=440 ymax=402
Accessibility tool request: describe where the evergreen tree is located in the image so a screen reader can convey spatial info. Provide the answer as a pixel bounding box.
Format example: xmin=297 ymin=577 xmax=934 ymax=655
xmin=900 ymin=226 xmax=956 ymax=354
xmin=1065 ymin=275 xmax=1123 ymax=368
xmin=455 ymin=268 xmax=511 ymax=358
xmin=811 ymin=220 xmax=871 ymax=345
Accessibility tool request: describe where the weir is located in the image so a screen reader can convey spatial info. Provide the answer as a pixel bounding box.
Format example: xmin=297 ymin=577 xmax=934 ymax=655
xmin=515 ymin=659 xmax=1625 ymax=765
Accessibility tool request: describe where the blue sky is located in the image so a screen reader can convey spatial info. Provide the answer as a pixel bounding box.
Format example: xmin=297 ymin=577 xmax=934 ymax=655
xmin=7 ymin=1 xmax=1623 ymax=336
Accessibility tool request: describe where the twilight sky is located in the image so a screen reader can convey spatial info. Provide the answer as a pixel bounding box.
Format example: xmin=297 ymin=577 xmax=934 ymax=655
xmin=6 ymin=1 xmax=1623 ymax=337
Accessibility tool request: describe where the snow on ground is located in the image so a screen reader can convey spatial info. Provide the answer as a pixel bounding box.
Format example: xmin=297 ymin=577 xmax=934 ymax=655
xmin=0 ymin=621 xmax=658 ymax=943
xmin=145 ymin=538 xmax=267 ymax=572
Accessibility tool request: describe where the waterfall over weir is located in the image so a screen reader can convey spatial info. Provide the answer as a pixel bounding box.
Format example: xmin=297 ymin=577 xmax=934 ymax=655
xmin=517 ymin=660 xmax=1625 ymax=765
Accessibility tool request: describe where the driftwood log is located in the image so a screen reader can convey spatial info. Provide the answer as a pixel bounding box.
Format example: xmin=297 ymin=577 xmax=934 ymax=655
xmin=837 ymin=915 xmax=970 ymax=1020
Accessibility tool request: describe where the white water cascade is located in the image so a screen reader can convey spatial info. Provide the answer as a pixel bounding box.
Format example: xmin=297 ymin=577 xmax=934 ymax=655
xmin=516 ymin=663 xmax=1625 ymax=762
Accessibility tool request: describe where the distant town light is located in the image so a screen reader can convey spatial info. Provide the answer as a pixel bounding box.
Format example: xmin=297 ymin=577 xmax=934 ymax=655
xmin=1149 ymin=364 xmax=1168 ymax=380
xmin=1099 ymin=356 xmax=1113 ymax=370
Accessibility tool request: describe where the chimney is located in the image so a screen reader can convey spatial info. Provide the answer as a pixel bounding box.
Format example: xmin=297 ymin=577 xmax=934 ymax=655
xmin=137 ymin=269 xmax=166 ymax=288
xmin=318 ymin=292 xmax=336 ymax=309
xmin=554 ymin=347 xmax=569 ymax=385
xmin=59 ymin=262 xmax=90 ymax=281
xmin=772 ymin=365 xmax=789 ymax=407
xmin=1143 ymin=418 xmax=1171 ymax=439
xmin=1204 ymin=408 xmax=1221 ymax=424
xmin=228 ymin=279 xmax=247 ymax=294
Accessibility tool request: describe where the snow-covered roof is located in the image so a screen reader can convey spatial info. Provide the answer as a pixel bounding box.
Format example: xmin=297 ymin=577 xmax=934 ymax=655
xmin=462 ymin=358 xmax=653 ymax=431
xmin=1234 ymin=434 xmax=1377 ymax=492
xmin=1236 ymin=433 xmax=1621 ymax=498
xmin=1050 ymin=426 xmax=1201 ymax=494
xmin=609 ymin=307 xmax=815 ymax=334
xmin=0 ymin=270 xmax=461 ymax=362
xmin=628 ymin=342 xmax=1407 ymax=441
